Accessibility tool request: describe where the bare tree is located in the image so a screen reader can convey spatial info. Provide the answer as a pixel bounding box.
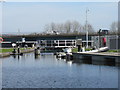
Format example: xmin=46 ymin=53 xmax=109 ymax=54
xmin=51 ymin=22 xmax=56 ymax=31
xmin=82 ymin=23 xmax=94 ymax=34
xmin=55 ymin=23 xmax=64 ymax=33
xmin=110 ymin=22 xmax=118 ymax=34
xmin=64 ymin=20 xmax=84 ymax=34
xmin=44 ymin=20 xmax=94 ymax=34
xmin=64 ymin=21 xmax=72 ymax=33
xmin=71 ymin=21 xmax=81 ymax=34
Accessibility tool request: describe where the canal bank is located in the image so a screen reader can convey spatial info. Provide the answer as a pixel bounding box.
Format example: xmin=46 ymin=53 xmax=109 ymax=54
xmin=72 ymin=52 xmax=120 ymax=65
xmin=0 ymin=48 xmax=34 ymax=58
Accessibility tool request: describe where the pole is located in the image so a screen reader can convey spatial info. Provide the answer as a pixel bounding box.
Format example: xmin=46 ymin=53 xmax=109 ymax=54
xmin=98 ymin=29 xmax=101 ymax=48
xmin=86 ymin=9 xmax=89 ymax=48
xmin=18 ymin=29 xmax=20 ymax=46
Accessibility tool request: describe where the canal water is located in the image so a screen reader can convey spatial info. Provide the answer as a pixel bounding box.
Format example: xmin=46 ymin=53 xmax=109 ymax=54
xmin=2 ymin=52 xmax=118 ymax=88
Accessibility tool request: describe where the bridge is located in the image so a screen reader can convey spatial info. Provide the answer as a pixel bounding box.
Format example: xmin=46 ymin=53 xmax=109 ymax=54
xmin=1 ymin=34 xmax=94 ymax=48
xmin=37 ymin=39 xmax=77 ymax=48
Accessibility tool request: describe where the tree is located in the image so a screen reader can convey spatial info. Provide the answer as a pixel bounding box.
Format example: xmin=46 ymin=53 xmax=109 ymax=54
xmin=71 ymin=21 xmax=82 ymax=34
xmin=51 ymin=22 xmax=56 ymax=31
xmin=43 ymin=20 xmax=95 ymax=34
xmin=55 ymin=23 xmax=64 ymax=33
xmin=110 ymin=22 xmax=118 ymax=34
xmin=64 ymin=21 xmax=72 ymax=33
xmin=83 ymin=23 xmax=94 ymax=34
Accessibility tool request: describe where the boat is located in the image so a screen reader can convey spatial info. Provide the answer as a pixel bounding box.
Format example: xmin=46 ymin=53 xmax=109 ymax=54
xmin=79 ymin=47 xmax=109 ymax=53
xmin=56 ymin=52 xmax=66 ymax=58
xmin=63 ymin=48 xmax=72 ymax=53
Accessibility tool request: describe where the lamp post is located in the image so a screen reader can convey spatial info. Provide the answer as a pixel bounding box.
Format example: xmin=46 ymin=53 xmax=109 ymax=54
xmin=18 ymin=29 xmax=20 ymax=47
xmin=85 ymin=9 xmax=89 ymax=48
xmin=98 ymin=29 xmax=102 ymax=48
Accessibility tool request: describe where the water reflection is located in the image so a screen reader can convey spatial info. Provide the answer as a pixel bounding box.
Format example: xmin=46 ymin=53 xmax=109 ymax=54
xmin=11 ymin=53 xmax=117 ymax=67
xmin=67 ymin=61 xmax=72 ymax=67
xmin=34 ymin=55 xmax=40 ymax=60
xmin=2 ymin=52 xmax=118 ymax=88
xmin=12 ymin=55 xmax=21 ymax=60
xmin=56 ymin=56 xmax=117 ymax=67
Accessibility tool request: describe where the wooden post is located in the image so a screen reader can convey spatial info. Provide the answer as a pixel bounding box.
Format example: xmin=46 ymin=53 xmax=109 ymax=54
xmin=58 ymin=40 xmax=59 ymax=47
xmin=12 ymin=48 xmax=16 ymax=54
xmin=34 ymin=47 xmax=40 ymax=55
xmin=17 ymin=46 xmax=21 ymax=54
xmin=65 ymin=40 xmax=66 ymax=47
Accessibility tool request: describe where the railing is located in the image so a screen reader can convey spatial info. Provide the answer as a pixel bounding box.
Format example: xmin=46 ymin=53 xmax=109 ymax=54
xmin=37 ymin=40 xmax=76 ymax=48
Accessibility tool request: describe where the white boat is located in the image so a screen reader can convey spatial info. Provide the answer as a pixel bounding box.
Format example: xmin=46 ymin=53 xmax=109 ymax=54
xmin=56 ymin=52 xmax=66 ymax=58
xmin=63 ymin=48 xmax=72 ymax=53
xmin=79 ymin=47 xmax=109 ymax=53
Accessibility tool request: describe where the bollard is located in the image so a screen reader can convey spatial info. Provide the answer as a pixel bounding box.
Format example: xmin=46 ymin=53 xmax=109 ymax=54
xmin=78 ymin=45 xmax=82 ymax=52
xmin=34 ymin=47 xmax=40 ymax=55
xmin=17 ymin=46 xmax=21 ymax=54
xmin=12 ymin=48 xmax=16 ymax=54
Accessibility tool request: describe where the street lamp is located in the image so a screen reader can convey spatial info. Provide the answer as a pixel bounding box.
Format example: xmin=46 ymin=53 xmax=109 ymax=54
xmin=98 ymin=29 xmax=102 ymax=48
xmin=85 ymin=9 xmax=89 ymax=48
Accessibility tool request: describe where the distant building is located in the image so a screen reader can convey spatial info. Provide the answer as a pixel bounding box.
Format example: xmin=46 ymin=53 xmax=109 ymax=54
xmin=92 ymin=35 xmax=119 ymax=50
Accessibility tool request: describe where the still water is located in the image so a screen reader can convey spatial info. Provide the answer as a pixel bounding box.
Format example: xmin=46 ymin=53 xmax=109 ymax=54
xmin=2 ymin=53 xmax=118 ymax=88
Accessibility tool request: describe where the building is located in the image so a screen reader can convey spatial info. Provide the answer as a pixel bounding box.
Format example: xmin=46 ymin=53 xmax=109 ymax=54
xmin=1 ymin=34 xmax=94 ymax=48
xmin=92 ymin=35 xmax=120 ymax=50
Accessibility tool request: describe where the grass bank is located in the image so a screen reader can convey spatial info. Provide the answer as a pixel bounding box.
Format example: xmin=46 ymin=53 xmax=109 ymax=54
xmin=0 ymin=47 xmax=32 ymax=53
xmin=72 ymin=48 xmax=92 ymax=53
xmin=107 ymin=49 xmax=120 ymax=53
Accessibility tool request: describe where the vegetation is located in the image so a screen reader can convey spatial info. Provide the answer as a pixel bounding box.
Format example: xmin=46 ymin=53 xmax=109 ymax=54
xmin=1 ymin=48 xmax=14 ymax=53
xmin=110 ymin=21 xmax=118 ymax=34
xmin=72 ymin=48 xmax=78 ymax=53
xmin=0 ymin=47 xmax=32 ymax=53
xmin=107 ymin=49 xmax=120 ymax=53
xmin=72 ymin=47 xmax=92 ymax=53
xmin=44 ymin=20 xmax=95 ymax=34
xmin=85 ymin=48 xmax=92 ymax=51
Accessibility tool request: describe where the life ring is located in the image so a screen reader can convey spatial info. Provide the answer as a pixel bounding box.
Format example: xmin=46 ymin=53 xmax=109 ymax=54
xmin=0 ymin=37 xmax=3 ymax=43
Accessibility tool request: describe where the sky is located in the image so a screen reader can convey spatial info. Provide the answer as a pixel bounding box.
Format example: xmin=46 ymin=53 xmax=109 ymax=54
xmin=0 ymin=0 xmax=119 ymax=2
xmin=0 ymin=3 xmax=2 ymax=34
xmin=0 ymin=1 xmax=118 ymax=34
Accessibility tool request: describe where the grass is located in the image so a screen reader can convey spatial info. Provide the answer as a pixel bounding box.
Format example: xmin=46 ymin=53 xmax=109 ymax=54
xmin=0 ymin=47 xmax=32 ymax=53
xmin=72 ymin=48 xmax=78 ymax=53
xmin=107 ymin=49 xmax=120 ymax=53
xmin=72 ymin=48 xmax=92 ymax=53
xmin=85 ymin=48 xmax=92 ymax=51
xmin=1 ymin=48 xmax=14 ymax=53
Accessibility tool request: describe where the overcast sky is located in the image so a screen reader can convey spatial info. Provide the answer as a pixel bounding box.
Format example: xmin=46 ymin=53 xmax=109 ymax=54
xmin=0 ymin=2 xmax=118 ymax=34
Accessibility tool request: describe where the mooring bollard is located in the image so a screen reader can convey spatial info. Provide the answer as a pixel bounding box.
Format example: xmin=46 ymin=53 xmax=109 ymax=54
xmin=17 ymin=46 xmax=21 ymax=54
xmin=34 ymin=47 xmax=40 ymax=55
xmin=12 ymin=48 xmax=16 ymax=54
xmin=78 ymin=45 xmax=82 ymax=52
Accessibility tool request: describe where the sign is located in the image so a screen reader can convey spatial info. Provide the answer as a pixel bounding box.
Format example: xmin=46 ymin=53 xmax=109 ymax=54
xmin=12 ymin=43 xmax=16 ymax=47
xmin=76 ymin=39 xmax=82 ymax=45
xmin=0 ymin=37 xmax=3 ymax=43
xmin=22 ymin=38 xmax=25 ymax=43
